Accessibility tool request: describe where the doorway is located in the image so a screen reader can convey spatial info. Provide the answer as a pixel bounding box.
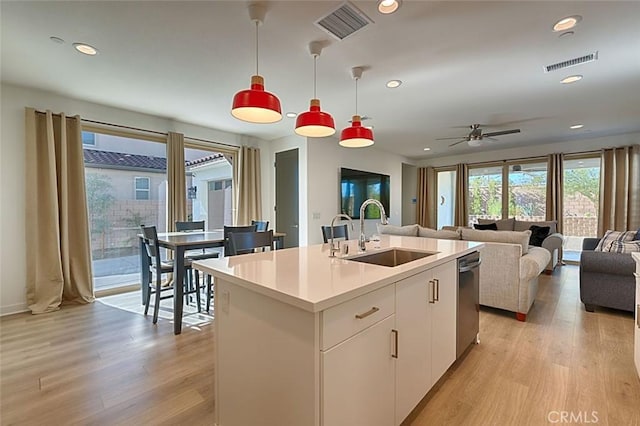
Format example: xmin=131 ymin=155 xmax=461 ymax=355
xmin=275 ymin=149 xmax=299 ymax=248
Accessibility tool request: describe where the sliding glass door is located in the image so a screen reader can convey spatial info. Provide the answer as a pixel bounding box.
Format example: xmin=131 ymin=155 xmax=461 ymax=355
xmin=562 ymin=156 xmax=601 ymax=262
xmin=83 ymin=130 xmax=167 ymax=292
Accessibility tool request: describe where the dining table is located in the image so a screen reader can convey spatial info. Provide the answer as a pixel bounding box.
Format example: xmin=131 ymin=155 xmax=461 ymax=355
xmin=139 ymin=229 xmax=285 ymax=334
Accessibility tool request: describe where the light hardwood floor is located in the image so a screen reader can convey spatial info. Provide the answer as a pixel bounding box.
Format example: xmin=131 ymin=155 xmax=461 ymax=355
xmin=1 ymin=265 xmax=639 ymax=425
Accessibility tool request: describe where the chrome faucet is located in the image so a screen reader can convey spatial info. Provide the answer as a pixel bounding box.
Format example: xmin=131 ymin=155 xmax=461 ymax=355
xmin=328 ymin=214 xmax=354 ymax=258
xmin=359 ymin=199 xmax=388 ymax=251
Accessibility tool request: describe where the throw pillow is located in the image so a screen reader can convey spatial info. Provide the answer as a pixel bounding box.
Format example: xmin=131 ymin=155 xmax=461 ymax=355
xmin=594 ymin=230 xmax=636 ymax=251
xmin=376 ymin=223 xmax=418 ymax=236
xmin=529 ymin=225 xmax=550 ymax=247
xmin=474 ymin=223 xmax=498 ymax=230
xmin=478 ymin=217 xmax=515 ymax=231
xmin=606 ymin=240 xmax=640 ymax=254
xmin=634 ymin=229 xmax=640 ymax=241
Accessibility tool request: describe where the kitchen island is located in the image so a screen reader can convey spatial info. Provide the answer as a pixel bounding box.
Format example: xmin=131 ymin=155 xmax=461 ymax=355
xmin=193 ymin=235 xmax=483 ymax=426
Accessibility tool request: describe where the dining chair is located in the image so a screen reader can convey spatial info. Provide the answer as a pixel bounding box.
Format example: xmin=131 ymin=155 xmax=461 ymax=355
xmin=228 ymin=230 xmax=274 ymax=256
xmin=175 ymin=220 xmax=219 ymax=312
xmin=251 ymin=220 xmax=269 ymax=232
xmin=321 ymin=224 xmax=349 ymax=243
xmin=140 ymin=225 xmax=200 ymax=323
xmin=223 ymin=225 xmax=258 ymax=255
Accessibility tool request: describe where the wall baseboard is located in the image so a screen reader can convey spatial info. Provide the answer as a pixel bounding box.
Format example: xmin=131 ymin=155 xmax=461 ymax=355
xmin=1 ymin=302 xmax=29 ymax=317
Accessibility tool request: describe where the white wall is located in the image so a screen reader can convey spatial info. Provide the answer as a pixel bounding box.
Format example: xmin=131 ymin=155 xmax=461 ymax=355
xmin=0 ymin=83 xmax=269 ymax=315
xmin=417 ymin=132 xmax=640 ymax=168
xmin=306 ymin=137 xmax=411 ymax=246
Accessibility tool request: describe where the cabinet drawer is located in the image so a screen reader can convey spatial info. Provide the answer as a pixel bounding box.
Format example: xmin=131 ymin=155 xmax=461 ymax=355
xmin=322 ymin=285 xmax=395 ymax=350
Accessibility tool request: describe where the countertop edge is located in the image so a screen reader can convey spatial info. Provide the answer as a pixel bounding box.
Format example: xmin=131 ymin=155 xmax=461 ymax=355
xmin=194 ymin=241 xmax=483 ymax=313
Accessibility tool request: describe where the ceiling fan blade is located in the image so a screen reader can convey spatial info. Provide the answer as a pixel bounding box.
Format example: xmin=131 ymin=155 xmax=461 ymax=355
xmin=484 ymin=137 xmax=498 ymax=141
xmin=436 ymin=136 xmax=466 ymax=141
xmin=448 ymin=139 xmax=467 ymax=147
xmin=483 ymin=129 xmax=521 ymax=137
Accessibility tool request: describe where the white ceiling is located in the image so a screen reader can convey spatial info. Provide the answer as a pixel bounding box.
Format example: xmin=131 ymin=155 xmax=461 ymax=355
xmin=2 ymin=1 xmax=639 ymax=160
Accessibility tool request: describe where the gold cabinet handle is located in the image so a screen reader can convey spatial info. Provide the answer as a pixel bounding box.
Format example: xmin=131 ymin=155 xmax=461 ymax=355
xmin=392 ymin=329 xmax=399 ymax=358
xmin=355 ymin=306 xmax=380 ymax=319
xmin=637 ymin=304 xmax=640 ymax=329
xmin=434 ymin=278 xmax=440 ymax=302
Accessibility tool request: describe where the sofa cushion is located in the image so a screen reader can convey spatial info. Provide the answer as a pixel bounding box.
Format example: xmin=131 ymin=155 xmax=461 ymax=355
xmin=478 ymin=217 xmax=515 ymax=231
xmin=605 ymin=240 xmax=640 ymax=253
xmin=417 ymin=226 xmax=460 ymax=240
xmin=595 ymin=229 xmax=636 ymax=251
xmin=376 ymin=224 xmax=418 ymax=236
xmin=514 ymin=220 xmax=557 ymax=235
xmin=529 ymin=225 xmax=550 ymax=247
xmin=461 ymin=228 xmax=531 ymax=255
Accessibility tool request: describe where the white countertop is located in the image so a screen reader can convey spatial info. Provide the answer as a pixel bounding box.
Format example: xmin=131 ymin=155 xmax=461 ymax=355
xmin=633 ymin=252 xmax=640 ymax=263
xmin=193 ymin=235 xmax=483 ymax=312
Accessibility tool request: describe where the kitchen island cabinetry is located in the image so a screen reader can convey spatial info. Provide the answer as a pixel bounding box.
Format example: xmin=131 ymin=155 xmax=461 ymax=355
xmin=194 ymin=236 xmax=482 ymax=426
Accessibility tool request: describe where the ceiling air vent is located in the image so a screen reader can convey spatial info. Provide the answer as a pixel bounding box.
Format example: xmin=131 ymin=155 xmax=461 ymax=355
xmin=315 ymin=1 xmax=373 ymax=41
xmin=544 ymin=51 xmax=599 ymax=73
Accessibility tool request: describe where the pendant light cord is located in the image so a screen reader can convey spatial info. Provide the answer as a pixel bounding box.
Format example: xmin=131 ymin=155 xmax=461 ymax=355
xmin=313 ymin=55 xmax=317 ymax=99
xmin=255 ymin=20 xmax=259 ymax=75
xmin=355 ymin=78 xmax=359 ymax=116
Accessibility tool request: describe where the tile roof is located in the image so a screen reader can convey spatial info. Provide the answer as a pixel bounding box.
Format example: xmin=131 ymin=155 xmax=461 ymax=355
xmin=84 ymin=149 xmax=224 ymax=170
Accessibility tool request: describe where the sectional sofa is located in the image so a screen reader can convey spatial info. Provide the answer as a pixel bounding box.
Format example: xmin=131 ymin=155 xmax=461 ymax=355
xmin=378 ymin=224 xmax=551 ymax=321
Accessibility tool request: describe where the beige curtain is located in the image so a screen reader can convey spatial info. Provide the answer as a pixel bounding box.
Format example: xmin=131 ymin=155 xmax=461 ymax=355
xmin=167 ymin=132 xmax=186 ymax=232
xmin=25 ymin=108 xmax=94 ymax=313
xmin=454 ymin=163 xmax=469 ymax=227
xmin=546 ymin=153 xmax=564 ymax=234
xmin=416 ymin=167 xmax=436 ymax=228
xmin=235 ymin=146 xmax=262 ymax=225
xmin=598 ymin=144 xmax=640 ymax=234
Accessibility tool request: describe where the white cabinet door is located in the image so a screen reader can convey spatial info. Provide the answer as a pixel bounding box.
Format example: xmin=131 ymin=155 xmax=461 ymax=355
xmin=430 ymin=261 xmax=458 ymax=385
xmin=395 ymin=270 xmax=431 ymax=424
xmin=322 ymin=315 xmax=396 ymax=426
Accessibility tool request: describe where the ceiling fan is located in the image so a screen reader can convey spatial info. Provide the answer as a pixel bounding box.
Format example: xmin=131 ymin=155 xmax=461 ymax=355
xmin=436 ymin=124 xmax=521 ymax=147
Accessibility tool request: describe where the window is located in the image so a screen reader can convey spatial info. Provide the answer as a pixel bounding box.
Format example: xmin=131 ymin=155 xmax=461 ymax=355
xmin=134 ymin=177 xmax=150 ymax=200
xmin=562 ymin=156 xmax=601 ymax=262
xmin=467 ymin=161 xmax=548 ymax=225
xmin=185 ymin=146 xmax=232 ymax=229
xmin=82 ymin=131 xmax=95 ymax=145
xmin=436 ymin=169 xmax=456 ymax=229
xmin=468 ymin=166 xmax=503 ymax=226
xmin=507 ymin=162 xmax=547 ymax=221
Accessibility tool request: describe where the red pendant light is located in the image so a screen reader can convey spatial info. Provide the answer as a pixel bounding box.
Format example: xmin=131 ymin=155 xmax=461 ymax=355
xmin=231 ymin=3 xmax=282 ymax=124
xmin=295 ymin=42 xmax=335 ymax=138
xmin=340 ymin=67 xmax=374 ymax=148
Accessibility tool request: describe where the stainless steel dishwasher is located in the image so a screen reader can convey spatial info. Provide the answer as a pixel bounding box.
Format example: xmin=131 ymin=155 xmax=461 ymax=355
xmin=457 ymin=251 xmax=481 ymax=358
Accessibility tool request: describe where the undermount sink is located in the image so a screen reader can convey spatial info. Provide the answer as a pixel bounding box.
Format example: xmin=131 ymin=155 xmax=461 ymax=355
xmin=345 ymin=248 xmax=438 ymax=267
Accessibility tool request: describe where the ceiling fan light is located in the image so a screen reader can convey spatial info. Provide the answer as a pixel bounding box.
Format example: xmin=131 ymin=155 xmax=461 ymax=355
xmin=295 ymin=99 xmax=336 ymax=137
xmin=340 ymin=115 xmax=374 ymax=148
xmin=231 ymin=75 xmax=282 ymax=123
xmin=468 ymin=139 xmax=482 ymax=147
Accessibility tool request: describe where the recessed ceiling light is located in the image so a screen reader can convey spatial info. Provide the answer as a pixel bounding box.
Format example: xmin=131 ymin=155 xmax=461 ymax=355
xmin=49 ymin=36 xmax=65 ymax=44
xmin=286 ymin=112 xmax=297 ymax=118
xmin=386 ymin=80 xmax=402 ymax=88
xmin=561 ymin=75 xmax=582 ymax=84
xmin=73 ymin=42 xmax=98 ymax=56
xmin=570 ymin=124 xmax=584 ymax=129
xmin=553 ymin=15 xmax=582 ymax=32
xmin=378 ymin=0 xmax=401 ymax=14
xmin=423 ymin=147 xmax=431 ymax=151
